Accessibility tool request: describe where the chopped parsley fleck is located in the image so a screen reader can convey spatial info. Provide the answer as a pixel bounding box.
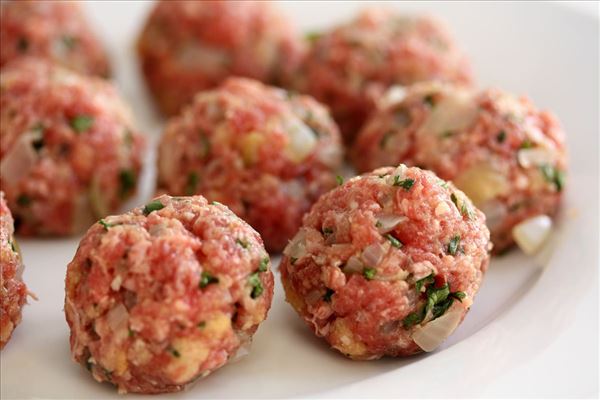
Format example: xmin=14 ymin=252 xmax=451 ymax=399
xmin=323 ymin=288 xmax=334 ymax=302
xmin=199 ymin=272 xmax=219 ymax=288
xmin=363 ymin=268 xmax=377 ymax=280
xmin=336 ymin=175 xmax=344 ymax=186
xmin=290 ymin=257 xmax=298 ymax=265
xmin=450 ymin=193 xmax=473 ymax=219
xmin=9 ymin=240 xmax=16 ymax=253
xmin=375 ymin=221 xmax=383 ymax=228
xmin=258 ymin=256 xmax=269 ymax=272
xmin=118 ymin=169 xmax=136 ymax=198
xmin=441 ymin=130 xmax=454 ymax=138
xmin=322 ymin=227 xmax=334 ymax=237
xmin=98 ymin=219 xmax=115 ymax=230
xmin=248 ymin=272 xmax=263 ymax=299
xmin=62 ymin=35 xmax=78 ymax=50
xmin=447 ymin=235 xmax=461 ymax=256
xmin=451 ymin=291 xmax=466 ymax=301
xmin=168 ymin=346 xmax=181 ymax=358
xmin=128 ymin=329 xmax=135 ymax=338
xmin=540 ymin=164 xmax=564 ymax=192
xmin=17 ymin=37 xmax=28 ymax=52
xmin=496 ymin=130 xmax=506 ymax=143
xmin=415 ymin=273 xmax=435 ymax=293
xmin=424 ymin=94 xmax=435 ymax=107
xmin=385 ymin=233 xmax=402 ymax=248
xmin=210 ymin=201 xmax=223 ymax=206
xmin=185 ymin=172 xmax=199 ymax=195
xmin=143 ymin=200 xmax=164 ymax=215
xmin=31 ymin=122 xmax=45 ymax=151
xmin=520 ymin=139 xmax=534 ymax=149
xmin=305 ymin=31 xmax=322 ymax=43
xmin=236 ymin=238 xmax=250 ymax=249
xmin=393 ymin=177 xmax=415 ymax=191
xmin=16 ymin=194 xmax=31 ymax=206
xmin=197 ymin=321 xmax=206 ymax=329
xmin=200 ymin=134 xmax=211 ymax=157
xmin=70 ymin=115 xmax=94 ymax=133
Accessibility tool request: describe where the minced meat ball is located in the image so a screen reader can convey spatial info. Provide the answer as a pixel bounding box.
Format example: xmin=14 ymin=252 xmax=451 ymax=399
xmin=0 ymin=0 xmax=110 ymax=77
xmin=280 ymin=165 xmax=490 ymax=359
xmin=137 ymin=0 xmax=305 ymax=116
xmin=351 ymin=82 xmax=567 ymax=252
xmin=295 ymin=7 xmax=472 ymax=142
xmin=157 ymin=78 xmax=343 ymax=253
xmin=0 ymin=58 xmax=145 ymax=235
xmin=0 ymin=191 xmax=29 ymax=349
xmin=64 ymin=194 xmax=274 ymax=394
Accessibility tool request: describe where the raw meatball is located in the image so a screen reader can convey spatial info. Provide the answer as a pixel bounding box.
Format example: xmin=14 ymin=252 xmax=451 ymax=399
xmin=157 ymin=78 xmax=343 ymax=253
xmin=137 ymin=0 xmax=304 ymax=116
xmin=352 ymin=82 xmax=567 ymax=252
xmin=0 ymin=58 xmax=145 ymax=236
xmin=295 ymin=8 xmax=472 ymax=142
xmin=0 ymin=0 xmax=110 ymax=77
xmin=64 ymin=195 xmax=274 ymax=394
xmin=280 ymin=165 xmax=490 ymax=359
xmin=0 ymin=191 xmax=28 ymax=349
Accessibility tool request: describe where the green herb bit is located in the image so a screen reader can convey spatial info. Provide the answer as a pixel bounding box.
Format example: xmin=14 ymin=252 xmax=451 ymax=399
xmin=200 ymin=134 xmax=211 ymax=158
xmin=363 ymin=268 xmax=377 ymax=280
xmin=451 ymin=291 xmax=466 ymax=301
xmin=305 ymin=31 xmax=322 ymax=43
xmin=199 ymin=271 xmax=219 ymax=288
xmin=184 ymin=172 xmax=198 ymax=195
xmin=290 ymin=257 xmax=298 ymax=265
xmin=393 ymin=177 xmax=415 ymax=191
xmin=336 ymin=175 xmax=344 ymax=186
xmin=375 ymin=221 xmax=383 ymax=228
xmin=431 ymin=296 xmax=454 ymax=319
xmin=415 ymin=273 xmax=435 ymax=293
xmin=17 ymin=37 xmax=28 ymax=52
xmin=441 ymin=130 xmax=454 ymax=138
xmin=424 ymin=94 xmax=435 ymax=107
xmin=143 ymin=200 xmax=164 ymax=215
xmin=236 ymin=238 xmax=250 ymax=249
xmin=540 ymin=164 xmax=564 ymax=192
xmin=322 ymin=227 xmax=334 ymax=237
xmin=70 ymin=115 xmax=94 ymax=133
xmin=520 ymin=139 xmax=534 ymax=149
xmin=386 ymin=234 xmax=402 ymax=248
xmin=402 ymin=309 xmax=425 ymax=328
xmin=258 ymin=256 xmax=269 ymax=272
xmin=447 ymin=235 xmax=461 ymax=256
xmin=123 ymin=129 xmax=133 ymax=147
xmin=168 ymin=346 xmax=181 ymax=358
xmin=450 ymin=193 xmax=473 ymax=219
xmin=496 ymin=130 xmax=506 ymax=143
xmin=119 ymin=169 xmax=136 ymax=198
xmin=323 ymin=288 xmax=334 ymax=302
xmin=16 ymin=194 xmax=31 ymax=206
xmin=197 ymin=321 xmax=206 ymax=329
xmin=128 ymin=329 xmax=135 ymax=338
xmin=98 ymin=219 xmax=115 ymax=230
xmin=210 ymin=201 xmax=223 ymax=206
xmin=62 ymin=35 xmax=78 ymax=49
xmin=248 ymin=272 xmax=264 ymax=299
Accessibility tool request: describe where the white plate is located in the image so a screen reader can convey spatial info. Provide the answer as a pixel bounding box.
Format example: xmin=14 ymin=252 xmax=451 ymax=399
xmin=1 ymin=1 xmax=598 ymax=398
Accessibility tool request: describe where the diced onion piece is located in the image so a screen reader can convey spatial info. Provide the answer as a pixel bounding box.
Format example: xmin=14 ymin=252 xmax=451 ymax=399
xmin=239 ymin=132 xmax=264 ymax=165
xmin=517 ymin=147 xmax=555 ymax=168
xmin=412 ymin=308 xmax=463 ymax=352
xmin=362 ymin=242 xmax=386 ymax=267
xmin=0 ymin=132 xmax=39 ymax=186
xmin=284 ymin=229 xmax=307 ymax=260
xmin=343 ymin=255 xmax=363 ymax=274
xmin=512 ymin=215 xmax=552 ymax=255
xmin=380 ymin=85 xmax=407 ymax=108
xmin=375 ymin=214 xmax=407 ymax=233
xmin=106 ymin=303 xmax=129 ymax=333
xmin=284 ymin=118 xmax=317 ymax=163
xmin=453 ymin=163 xmax=510 ymax=207
xmin=418 ymin=89 xmax=478 ymax=137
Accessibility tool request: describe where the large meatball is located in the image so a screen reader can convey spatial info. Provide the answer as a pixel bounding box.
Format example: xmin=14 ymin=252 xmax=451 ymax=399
xmin=137 ymin=0 xmax=305 ymax=116
xmin=296 ymin=8 xmax=472 ymax=142
xmin=64 ymin=195 xmax=274 ymax=394
xmin=0 ymin=191 xmax=28 ymax=349
xmin=0 ymin=0 xmax=110 ymax=77
xmin=157 ymin=78 xmax=343 ymax=253
xmin=280 ymin=165 xmax=490 ymax=359
xmin=351 ymin=82 xmax=567 ymax=252
xmin=0 ymin=58 xmax=145 ymax=235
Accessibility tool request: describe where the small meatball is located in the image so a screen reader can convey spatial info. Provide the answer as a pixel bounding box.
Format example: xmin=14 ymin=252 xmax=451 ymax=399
xmin=0 ymin=191 xmax=28 ymax=349
xmin=137 ymin=0 xmax=305 ymax=116
xmin=157 ymin=78 xmax=343 ymax=253
xmin=0 ymin=58 xmax=145 ymax=236
xmin=352 ymin=82 xmax=567 ymax=252
xmin=295 ymin=8 xmax=472 ymax=143
xmin=280 ymin=165 xmax=490 ymax=359
xmin=64 ymin=195 xmax=274 ymax=394
xmin=0 ymin=0 xmax=110 ymax=77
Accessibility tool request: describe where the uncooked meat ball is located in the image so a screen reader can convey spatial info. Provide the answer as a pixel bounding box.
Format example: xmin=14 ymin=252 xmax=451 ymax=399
xmin=65 ymin=195 xmax=274 ymax=394
xmin=280 ymin=165 xmax=491 ymax=359
xmin=157 ymin=78 xmax=343 ymax=252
